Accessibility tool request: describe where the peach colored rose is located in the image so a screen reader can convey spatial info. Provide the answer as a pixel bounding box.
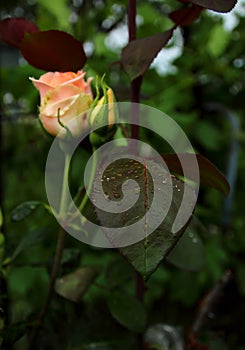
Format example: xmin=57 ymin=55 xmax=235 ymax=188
xmin=30 ymin=70 xmax=93 ymax=137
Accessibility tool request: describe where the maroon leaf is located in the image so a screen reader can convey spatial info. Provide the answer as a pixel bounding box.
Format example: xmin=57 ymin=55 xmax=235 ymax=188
xmin=0 ymin=17 xmax=39 ymax=48
xmin=162 ymin=153 xmax=230 ymax=196
xmin=169 ymin=5 xmax=204 ymax=26
xmin=19 ymin=30 xmax=86 ymax=71
xmin=121 ymin=29 xmax=173 ymax=81
xmin=188 ymin=0 xmax=237 ymax=13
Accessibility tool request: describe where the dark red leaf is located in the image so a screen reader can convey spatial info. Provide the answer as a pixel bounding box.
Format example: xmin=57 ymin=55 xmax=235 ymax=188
xmin=162 ymin=153 xmax=230 ymax=196
xmin=0 ymin=17 xmax=39 ymax=48
xmin=19 ymin=30 xmax=86 ymax=71
xmin=188 ymin=0 xmax=237 ymax=13
xmin=169 ymin=5 xmax=204 ymax=26
xmin=121 ymin=29 xmax=173 ymax=81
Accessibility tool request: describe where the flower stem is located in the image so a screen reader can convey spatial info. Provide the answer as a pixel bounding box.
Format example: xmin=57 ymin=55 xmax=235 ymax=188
xmin=28 ymin=147 xmax=70 ymax=349
xmin=78 ymin=146 xmax=97 ymax=221
xmin=60 ymin=149 xmax=71 ymax=215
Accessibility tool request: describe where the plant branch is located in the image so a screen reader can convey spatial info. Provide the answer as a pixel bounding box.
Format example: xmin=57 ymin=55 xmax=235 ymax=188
xmin=191 ymin=269 xmax=232 ymax=335
xmin=128 ymin=0 xmax=143 ymax=142
xmin=28 ymin=148 xmax=70 ymax=349
xmin=128 ymin=1 xmax=145 ymax=341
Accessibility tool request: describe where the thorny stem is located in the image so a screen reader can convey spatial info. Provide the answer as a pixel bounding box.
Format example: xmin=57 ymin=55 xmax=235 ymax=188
xmin=28 ymin=148 xmax=70 ymax=349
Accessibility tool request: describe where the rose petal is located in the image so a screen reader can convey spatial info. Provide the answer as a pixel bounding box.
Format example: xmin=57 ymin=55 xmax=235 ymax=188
xmin=30 ymin=70 xmax=93 ymax=101
xmin=40 ymin=93 xmax=92 ymax=137
xmin=39 ymin=72 xmax=57 ymax=84
xmin=43 ymin=85 xmax=84 ymax=105
xmin=30 ymin=77 xmax=53 ymax=100
xmin=41 ymin=94 xmax=80 ymax=117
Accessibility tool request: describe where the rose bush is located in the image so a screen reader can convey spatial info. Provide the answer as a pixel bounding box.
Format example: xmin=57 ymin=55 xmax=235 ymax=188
xmin=30 ymin=70 xmax=93 ymax=137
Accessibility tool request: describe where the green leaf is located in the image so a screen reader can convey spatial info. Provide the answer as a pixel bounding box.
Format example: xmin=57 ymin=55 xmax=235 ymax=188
xmin=11 ymin=201 xmax=51 ymax=222
xmin=0 ymin=232 xmax=5 ymax=264
xmin=36 ymin=0 xmax=71 ymax=30
xmin=0 ymin=320 xmax=34 ymax=344
xmin=95 ymin=158 xmax=196 ymax=279
xmin=121 ymin=30 xmax=173 ymax=80
xmin=0 ymin=207 xmax=3 ymax=228
xmin=189 ymin=0 xmax=237 ymax=13
xmin=207 ymin=25 xmax=230 ymax=57
xmin=11 ymin=228 xmax=46 ymax=261
xmin=162 ymin=153 xmax=230 ymax=196
xmin=194 ymin=120 xmax=223 ymax=150
xmin=107 ymin=292 xmax=147 ymax=332
xmin=55 ymin=267 xmax=96 ymax=302
xmin=105 ymin=257 xmax=134 ymax=289
xmin=120 ymin=175 xmax=195 ymax=279
xmin=166 ymin=227 xmax=205 ymax=271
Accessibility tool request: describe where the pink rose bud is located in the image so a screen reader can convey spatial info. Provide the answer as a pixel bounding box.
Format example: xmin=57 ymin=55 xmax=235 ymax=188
xmin=30 ymin=70 xmax=93 ymax=137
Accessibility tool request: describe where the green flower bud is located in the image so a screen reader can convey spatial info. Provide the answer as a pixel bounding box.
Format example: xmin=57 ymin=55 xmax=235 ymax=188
xmin=89 ymin=77 xmax=118 ymax=147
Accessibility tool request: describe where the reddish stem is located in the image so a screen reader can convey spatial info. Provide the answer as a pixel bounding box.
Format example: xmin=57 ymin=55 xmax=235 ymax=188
xmin=128 ymin=0 xmax=143 ymax=141
xmin=128 ymin=0 xmax=136 ymax=41
xmin=128 ymin=0 xmax=145 ymax=313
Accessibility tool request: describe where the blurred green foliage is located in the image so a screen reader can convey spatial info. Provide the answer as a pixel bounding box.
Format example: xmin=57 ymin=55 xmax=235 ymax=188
xmin=0 ymin=0 xmax=245 ymax=349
